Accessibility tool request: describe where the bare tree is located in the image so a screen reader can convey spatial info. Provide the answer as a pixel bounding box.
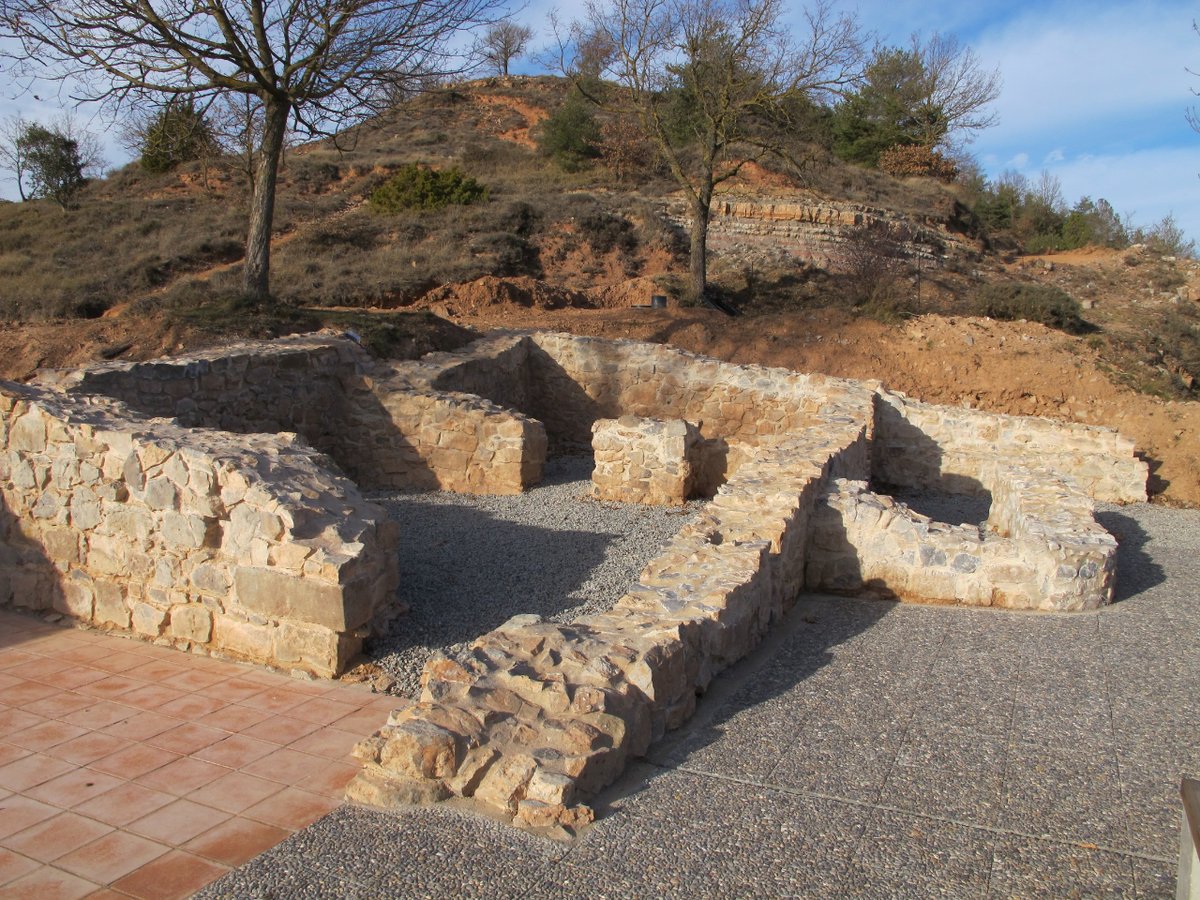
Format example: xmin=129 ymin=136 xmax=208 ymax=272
xmin=0 ymin=0 xmax=502 ymax=301
xmin=907 ymin=32 xmax=1001 ymax=150
xmin=0 ymin=115 xmax=33 ymax=200
xmin=568 ymin=0 xmax=864 ymax=300
xmin=482 ymin=21 xmax=535 ymax=77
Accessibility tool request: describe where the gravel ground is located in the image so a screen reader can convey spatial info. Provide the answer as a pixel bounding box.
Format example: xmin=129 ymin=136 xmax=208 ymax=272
xmin=364 ymin=456 xmax=702 ymax=697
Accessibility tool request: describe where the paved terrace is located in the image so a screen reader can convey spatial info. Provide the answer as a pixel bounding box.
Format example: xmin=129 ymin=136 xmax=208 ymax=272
xmin=1 ymin=500 xmax=1198 ymax=897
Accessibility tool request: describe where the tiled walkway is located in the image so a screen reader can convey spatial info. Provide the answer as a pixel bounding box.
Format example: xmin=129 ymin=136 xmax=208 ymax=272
xmin=0 ymin=609 xmax=397 ymax=899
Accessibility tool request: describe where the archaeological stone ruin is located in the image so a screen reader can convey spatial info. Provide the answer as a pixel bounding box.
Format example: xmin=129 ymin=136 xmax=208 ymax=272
xmin=0 ymin=331 xmax=1147 ymax=828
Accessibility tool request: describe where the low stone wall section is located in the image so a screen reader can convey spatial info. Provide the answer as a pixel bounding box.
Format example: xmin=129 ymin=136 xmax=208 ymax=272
xmin=0 ymin=385 xmax=399 ymax=676
xmin=872 ymin=390 xmax=1147 ymax=503
xmin=591 ymin=416 xmax=700 ymax=505
xmin=347 ymin=373 xmax=876 ymax=829
xmin=808 ymin=466 xmax=1117 ymax=612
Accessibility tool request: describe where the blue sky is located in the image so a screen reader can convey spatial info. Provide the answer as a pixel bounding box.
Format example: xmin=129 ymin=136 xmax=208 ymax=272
xmin=2 ymin=0 xmax=1197 ymax=246
xmin=845 ymin=0 xmax=1200 ymax=245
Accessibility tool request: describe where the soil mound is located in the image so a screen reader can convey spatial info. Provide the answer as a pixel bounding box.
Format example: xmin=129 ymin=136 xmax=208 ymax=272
xmin=415 ymin=276 xmax=596 ymax=317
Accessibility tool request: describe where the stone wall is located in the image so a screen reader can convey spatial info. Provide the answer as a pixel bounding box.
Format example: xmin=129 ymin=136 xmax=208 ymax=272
xmin=348 ymin=358 xmax=877 ymax=829
xmin=873 ymin=390 xmax=1147 ymax=503
xmin=0 ymin=385 xmax=399 ymax=677
xmin=807 ymin=467 xmax=1117 ymax=612
xmin=591 ymin=416 xmax=700 ymax=505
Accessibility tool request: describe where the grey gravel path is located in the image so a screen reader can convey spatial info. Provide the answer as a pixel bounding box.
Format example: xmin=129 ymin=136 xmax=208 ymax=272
xmin=365 ymin=456 xmax=702 ymax=697
xmin=200 ymin=501 xmax=1200 ymax=898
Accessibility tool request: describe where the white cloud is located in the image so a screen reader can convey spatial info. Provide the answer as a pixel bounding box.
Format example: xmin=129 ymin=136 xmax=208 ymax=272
xmin=1043 ymin=148 xmax=1065 ymax=165
xmin=1005 ymin=152 xmax=1030 ymax=169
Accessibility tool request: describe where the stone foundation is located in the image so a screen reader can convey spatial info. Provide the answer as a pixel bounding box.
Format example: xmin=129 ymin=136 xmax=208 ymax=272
xmin=0 ymin=329 xmax=1149 ymax=829
xmin=591 ymin=416 xmax=700 ymax=505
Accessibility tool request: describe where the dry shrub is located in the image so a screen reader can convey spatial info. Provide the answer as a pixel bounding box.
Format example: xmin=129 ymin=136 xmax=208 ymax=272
xmin=879 ymin=145 xmax=958 ymax=182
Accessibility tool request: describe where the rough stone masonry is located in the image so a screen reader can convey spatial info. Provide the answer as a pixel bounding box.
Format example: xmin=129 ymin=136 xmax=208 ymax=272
xmin=0 ymin=330 xmax=1147 ymax=829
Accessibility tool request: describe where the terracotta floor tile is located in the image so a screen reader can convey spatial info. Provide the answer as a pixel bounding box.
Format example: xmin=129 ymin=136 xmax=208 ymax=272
xmin=155 ymin=694 xmax=227 ymax=721
xmin=0 ymin=650 xmax=39 ymax=670
xmin=4 ymin=656 xmax=71 ymax=683
xmin=322 ymin=685 xmax=386 ymax=707
xmin=54 ymin=644 xmax=111 ymax=666
xmin=6 ymin=720 xmax=89 ymax=753
xmin=74 ymin=676 xmax=145 ymax=702
xmin=100 ymin=711 xmax=179 ymax=742
xmin=239 ymin=747 xmax=328 ymax=783
xmin=2 ymin=812 xmax=114 ymax=863
xmin=184 ymin=816 xmax=290 ymax=867
xmin=295 ymin=760 xmax=359 ymax=798
xmin=47 ymin=733 xmax=131 ymax=767
xmin=192 ymin=734 xmax=276 ymax=769
xmin=60 ymin=702 xmax=138 ymax=731
xmin=72 ymin=783 xmax=175 ymax=827
xmin=237 ymin=669 xmax=289 ymax=688
xmin=286 ymin=727 xmax=362 ymax=760
xmin=161 ymin=669 xmax=229 ymax=692
xmin=118 ymin=684 xmax=187 ymax=712
xmin=31 ymin=693 xmax=96 ymax=720
xmin=109 ymin=849 xmax=227 ymax=900
xmin=144 ymin=722 xmax=226 ymax=756
xmin=201 ymin=679 xmax=268 ymax=705
xmin=195 ymin=704 xmax=273 ymax=734
xmin=54 ymin=830 xmax=169 ymax=884
xmin=0 ymin=753 xmax=77 ymax=793
xmin=0 ymin=675 xmax=17 ymax=693
xmin=237 ymin=687 xmax=308 ymax=714
xmin=0 ymin=795 xmax=59 ymax=839
xmin=0 ymin=847 xmax=39 ymax=887
xmin=27 ymin=667 xmax=108 ymax=692
xmin=0 ymin=865 xmax=98 ymax=899
xmin=239 ymin=714 xmax=321 ymax=746
xmin=88 ymin=743 xmax=180 ymax=780
xmin=190 ymin=771 xmax=283 ymax=815
xmin=86 ymin=651 xmax=150 ymax=675
xmin=0 ymin=708 xmax=46 ymax=734
xmin=242 ymin=787 xmax=339 ymax=830
xmin=331 ymin=706 xmax=393 ymax=734
xmin=126 ymin=798 xmax=230 ymax=846
xmin=134 ymin=756 xmax=228 ymax=796
xmin=24 ymin=768 xmax=123 ymax=809
xmin=284 ymin=696 xmax=361 ymax=727
xmin=0 ymin=744 xmax=30 ymax=768
xmin=1 ymin=680 xmax=60 ymax=707
xmin=122 ymin=660 xmax=187 ymax=683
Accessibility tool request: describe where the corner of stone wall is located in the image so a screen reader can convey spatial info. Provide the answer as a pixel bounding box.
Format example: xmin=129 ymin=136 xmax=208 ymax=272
xmin=0 ymin=383 xmax=400 ymax=677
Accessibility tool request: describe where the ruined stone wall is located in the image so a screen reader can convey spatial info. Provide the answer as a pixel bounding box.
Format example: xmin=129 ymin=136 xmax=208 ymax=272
xmin=0 ymin=385 xmax=399 ymax=676
xmin=349 ymin=380 xmax=875 ymax=828
xmin=807 ymin=469 xmax=1117 ymax=612
xmin=42 ymin=336 xmax=366 ymax=472
xmin=591 ymin=416 xmax=700 ymax=505
xmin=348 ymin=377 xmax=546 ymax=495
xmin=872 ymin=391 xmax=1148 ymax=503
xmin=43 ymin=334 xmax=547 ymax=497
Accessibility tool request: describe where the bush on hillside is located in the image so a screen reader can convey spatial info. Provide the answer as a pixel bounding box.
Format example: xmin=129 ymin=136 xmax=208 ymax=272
xmin=138 ymin=102 xmax=219 ymax=173
xmin=369 ymin=163 xmax=487 ymax=213
xmin=537 ymin=92 xmax=601 ymax=172
xmin=971 ymin=283 xmax=1087 ymax=333
xmin=878 ymin=145 xmax=958 ymax=182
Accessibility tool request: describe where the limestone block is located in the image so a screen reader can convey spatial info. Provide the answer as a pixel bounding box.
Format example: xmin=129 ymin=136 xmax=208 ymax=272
xmin=54 ymin=571 xmax=95 ymax=620
xmin=94 ymin=580 xmax=131 ymax=629
xmin=213 ymin=615 xmax=273 ymax=661
xmin=131 ymin=601 xmax=167 ymax=637
xmin=378 ymin=720 xmax=461 ymax=780
xmin=169 ymin=604 xmax=212 ymax=643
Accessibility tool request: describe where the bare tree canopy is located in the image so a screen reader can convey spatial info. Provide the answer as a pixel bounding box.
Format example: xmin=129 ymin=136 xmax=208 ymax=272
xmin=566 ymin=0 xmax=864 ymax=300
xmin=907 ymin=31 xmax=1001 ymax=149
xmin=482 ymin=21 xmax=535 ymax=77
xmin=0 ymin=0 xmax=503 ymax=299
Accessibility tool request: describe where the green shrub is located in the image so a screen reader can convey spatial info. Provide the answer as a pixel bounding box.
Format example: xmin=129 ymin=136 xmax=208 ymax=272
xmin=139 ymin=102 xmax=218 ymax=173
xmin=972 ymin=283 xmax=1087 ymax=333
xmin=537 ymin=92 xmax=601 ymax=172
xmin=369 ymin=163 xmax=487 ymax=213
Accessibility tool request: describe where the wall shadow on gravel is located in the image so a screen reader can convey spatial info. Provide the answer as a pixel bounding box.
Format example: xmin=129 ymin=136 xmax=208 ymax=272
xmin=1095 ymin=509 xmax=1165 ymax=602
xmin=366 ymin=500 xmax=620 ymax=656
xmin=599 ymin=593 xmax=895 ymax=814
